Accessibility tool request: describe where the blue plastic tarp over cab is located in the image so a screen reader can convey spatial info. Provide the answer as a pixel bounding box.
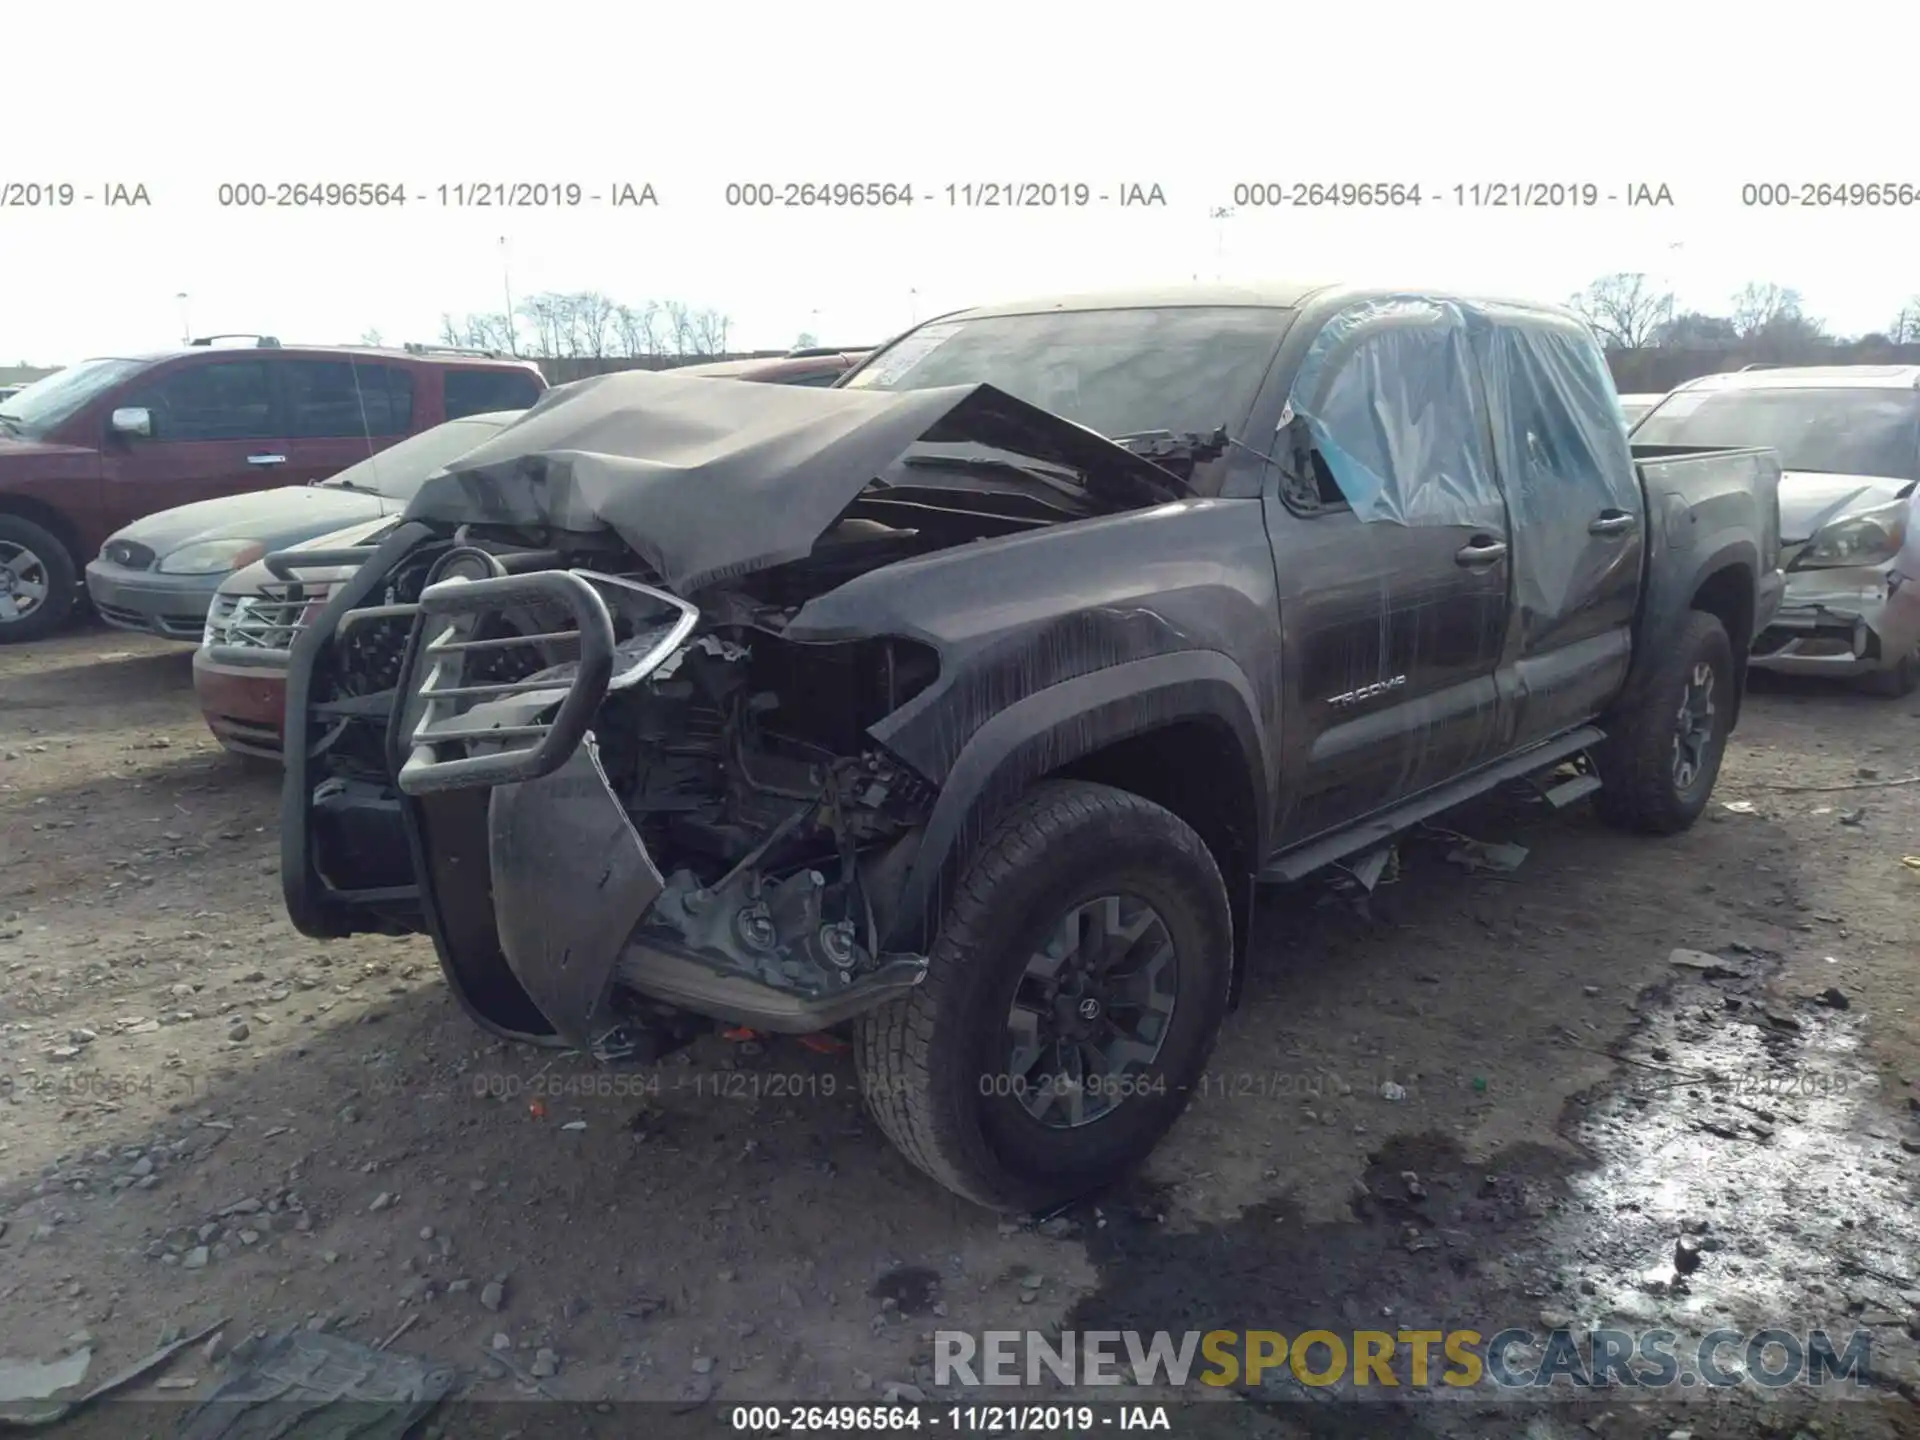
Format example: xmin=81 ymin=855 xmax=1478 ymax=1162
xmin=1284 ymin=293 xmax=1641 ymax=626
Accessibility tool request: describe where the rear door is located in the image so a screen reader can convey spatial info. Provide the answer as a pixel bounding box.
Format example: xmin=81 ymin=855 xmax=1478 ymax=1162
xmin=1265 ymin=298 xmax=1514 ymax=844
xmin=103 ymin=357 xmax=286 ymax=532
xmin=275 ymin=359 xmax=417 ymax=486
xmin=1472 ymin=311 xmax=1645 ymax=748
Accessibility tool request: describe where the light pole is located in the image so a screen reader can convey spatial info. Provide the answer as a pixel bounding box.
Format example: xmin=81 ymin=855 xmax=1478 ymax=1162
xmin=499 ymin=237 xmax=517 ymax=355
xmin=1209 ymin=207 xmax=1235 ymax=282
xmin=175 ymin=292 xmax=191 ymax=344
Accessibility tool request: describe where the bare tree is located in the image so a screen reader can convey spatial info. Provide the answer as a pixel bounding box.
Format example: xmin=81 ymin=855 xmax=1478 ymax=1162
xmin=688 ymin=308 xmax=730 ymax=355
xmin=570 ymin=291 xmax=617 ymax=358
xmin=439 ymin=293 xmax=732 ymax=361
xmin=515 ymin=294 xmax=570 ymax=358
xmin=1889 ymin=298 xmax=1920 ymax=345
xmin=1729 ymin=282 xmax=1802 ymax=339
xmin=1653 ymin=311 xmax=1740 ymax=348
xmin=614 ymin=303 xmax=664 ymax=358
xmin=794 ymin=330 xmax=818 ymax=349
xmin=1569 ymin=273 xmax=1674 ymax=350
xmin=662 ymin=301 xmax=695 ymax=356
xmin=360 ymin=327 xmax=385 ymax=347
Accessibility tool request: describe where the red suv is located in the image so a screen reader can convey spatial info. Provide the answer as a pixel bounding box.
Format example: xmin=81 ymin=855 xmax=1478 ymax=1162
xmin=0 ymin=337 xmax=547 ymax=643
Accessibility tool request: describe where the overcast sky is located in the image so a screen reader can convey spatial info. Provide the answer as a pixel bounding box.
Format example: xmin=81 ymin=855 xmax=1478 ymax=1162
xmin=7 ymin=1 xmax=1918 ymax=365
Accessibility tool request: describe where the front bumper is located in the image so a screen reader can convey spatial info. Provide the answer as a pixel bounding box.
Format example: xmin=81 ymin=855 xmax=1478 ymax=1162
xmin=84 ymin=560 xmax=222 ymax=640
xmin=193 ymin=646 xmax=289 ymax=758
xmin=283 ymin=544 xmax=927 ymax=1050
xmin=1750 ymin=563 xmax=1899 ymax=677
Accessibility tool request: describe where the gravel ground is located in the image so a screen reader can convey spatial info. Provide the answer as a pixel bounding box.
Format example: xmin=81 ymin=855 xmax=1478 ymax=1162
xmin=3 ymin=624 xmax=1919 ymax=1437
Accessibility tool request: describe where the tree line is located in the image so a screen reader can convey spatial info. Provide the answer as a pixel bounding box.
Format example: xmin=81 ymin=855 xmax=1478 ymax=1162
xmin=432 ymin=292 xmax=735 ymax=359
xmin=1570 ymin=274 xmax=1920 ymax=352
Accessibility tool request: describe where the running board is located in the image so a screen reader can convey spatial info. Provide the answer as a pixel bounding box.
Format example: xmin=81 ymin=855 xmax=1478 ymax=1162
xmin=1258 ymin=726 xmax=1606 ymax=884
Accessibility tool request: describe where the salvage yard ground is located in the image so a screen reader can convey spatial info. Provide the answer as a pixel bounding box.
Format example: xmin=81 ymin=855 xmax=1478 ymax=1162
xmin=3 ymin=625 xmax=1919 ymax=1437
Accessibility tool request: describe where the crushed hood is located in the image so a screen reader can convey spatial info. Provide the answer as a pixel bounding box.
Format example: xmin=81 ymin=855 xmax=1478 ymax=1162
xmin=401 ymin=369 xmax=1180 ymax=593
xmin=1777 ymin=470 xmax=1914 ymax=544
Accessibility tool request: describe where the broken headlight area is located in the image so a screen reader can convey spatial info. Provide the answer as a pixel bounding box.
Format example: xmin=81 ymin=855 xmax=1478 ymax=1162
xmin=387 ymin=560 xmax=942 ymax=1043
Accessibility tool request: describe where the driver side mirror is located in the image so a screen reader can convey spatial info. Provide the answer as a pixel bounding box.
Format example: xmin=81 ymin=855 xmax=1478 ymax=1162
xmin=110 ymin=406 xmax=152 ymax=439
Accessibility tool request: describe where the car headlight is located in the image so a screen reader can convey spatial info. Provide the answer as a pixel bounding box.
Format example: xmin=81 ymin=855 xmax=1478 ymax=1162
xmin=1794 ymin=499 xmax=1908 ymax=570
xmin=157 ymin=539 xmax=268 ymax=575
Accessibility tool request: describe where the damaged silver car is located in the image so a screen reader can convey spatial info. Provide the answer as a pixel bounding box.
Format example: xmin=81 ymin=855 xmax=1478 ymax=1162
xmin=1635 ymin=365 xmax=1920 ymax=696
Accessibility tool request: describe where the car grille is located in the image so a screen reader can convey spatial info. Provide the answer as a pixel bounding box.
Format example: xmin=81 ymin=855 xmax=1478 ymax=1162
xmin=103 ymin=539 xmax=156 ymax=569
xmin=205 ymin=582 xmax=332 ymax=651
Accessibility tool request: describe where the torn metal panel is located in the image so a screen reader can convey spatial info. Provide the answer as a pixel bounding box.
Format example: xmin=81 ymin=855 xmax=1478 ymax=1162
xmin=402 ymin=371 xmax=1183 ymax=594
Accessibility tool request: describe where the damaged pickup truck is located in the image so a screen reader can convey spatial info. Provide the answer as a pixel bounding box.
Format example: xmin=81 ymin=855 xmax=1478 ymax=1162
xmin=280 ymin=283 xmax=1783 ymax=1210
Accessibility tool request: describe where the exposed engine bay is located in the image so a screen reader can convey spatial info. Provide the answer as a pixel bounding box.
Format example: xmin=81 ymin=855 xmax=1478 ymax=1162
xmin=293 ymin=372 xmax=1218 ymax=1050
xmin=594 ymin=622 xmax=937 ymax=1008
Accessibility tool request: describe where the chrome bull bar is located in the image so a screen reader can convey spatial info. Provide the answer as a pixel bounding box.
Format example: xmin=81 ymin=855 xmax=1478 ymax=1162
xmin=392 ymin=569 xmax=699 ymax=797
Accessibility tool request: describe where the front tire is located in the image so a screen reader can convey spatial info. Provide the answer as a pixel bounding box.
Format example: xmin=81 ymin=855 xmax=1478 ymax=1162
xmin=1855 ymin=647 xmax=1919 ymax=698
xmin=856 ymin=780 xmax=1233 ymax=1211
xmin=1594 ymin=609 xmax=1735 ymax=835
xmin=0 ymin=516 xmax=78 ymax=645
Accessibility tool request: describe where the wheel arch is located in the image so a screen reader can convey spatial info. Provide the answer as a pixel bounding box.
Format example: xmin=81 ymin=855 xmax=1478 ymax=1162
xmin=879 ymin=651 xmax=1269 ymax=993
xmin=0 ymin=497 xmax=83 ymax=570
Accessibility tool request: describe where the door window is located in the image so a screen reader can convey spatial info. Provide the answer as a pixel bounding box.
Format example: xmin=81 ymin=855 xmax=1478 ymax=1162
xmin=1288 ymin=299 xmax=1503 ymax=528
xmin=285 ymin=360 xmax=416 ymax=437
xmin=1474 ymin=316 xmax=1642 ymax=625
xmin=123 ymin=360 xmax=275 ymax=441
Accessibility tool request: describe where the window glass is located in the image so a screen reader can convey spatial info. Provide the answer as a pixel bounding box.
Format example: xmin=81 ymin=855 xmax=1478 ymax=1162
xmin=1296 ymin=305 xmax=1501 ymax=526
xmin=843 ymin=306 xmax=1287 ymax=441
xmin=284 ymin=360 xmax=413 ymax=437
xmin=0 ymin=357 xmax=152 ymax=437
xmin=124 ymin=360 xmax=275 ymax=441
xmin=1635 ymin=386 xmax=1920 ymax=481
xmin=445 ymin=368 xmax=543 ymax=418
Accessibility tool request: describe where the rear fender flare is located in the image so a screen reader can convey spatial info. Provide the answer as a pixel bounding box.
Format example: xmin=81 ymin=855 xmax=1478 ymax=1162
xmin=880 ymin=650 xmax=1270 ymax=956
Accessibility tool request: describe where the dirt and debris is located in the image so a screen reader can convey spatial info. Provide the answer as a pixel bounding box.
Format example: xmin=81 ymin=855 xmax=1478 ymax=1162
xmin=3 ymin=631 xmax=1919 ymax=1435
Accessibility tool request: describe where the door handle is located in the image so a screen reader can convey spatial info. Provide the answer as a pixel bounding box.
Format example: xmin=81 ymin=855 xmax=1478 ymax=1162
xmin=247 ymin=454 xmax=287 ymax=466
xmin=1455 ymin=538 xmax=1508 ymax=566
xmin=1589 ymin=512 xmax=1637 ymax=536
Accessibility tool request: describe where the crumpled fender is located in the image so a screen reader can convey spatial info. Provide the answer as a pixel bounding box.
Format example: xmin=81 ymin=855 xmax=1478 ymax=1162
xmin=874 ymin=649 xmax=1270 ymax=955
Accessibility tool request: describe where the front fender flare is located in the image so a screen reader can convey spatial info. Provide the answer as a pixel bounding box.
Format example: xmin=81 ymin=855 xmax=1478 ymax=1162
xmin=879 ymin=650 xmax=1270 ymax=955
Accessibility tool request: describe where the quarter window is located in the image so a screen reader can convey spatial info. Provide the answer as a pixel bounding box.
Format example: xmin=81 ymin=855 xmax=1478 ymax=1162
xmin=444 ymin=368 xmax=543 ymax=418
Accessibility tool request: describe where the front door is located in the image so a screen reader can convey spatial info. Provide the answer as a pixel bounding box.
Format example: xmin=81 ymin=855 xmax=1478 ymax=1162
xmin=102 ymin=357 xmax=288 ymax=533
xmin=1265 ymin=298 xmax=1514 ymax=846
xmin=1472 ymin=313 xmax=1646 ymax=748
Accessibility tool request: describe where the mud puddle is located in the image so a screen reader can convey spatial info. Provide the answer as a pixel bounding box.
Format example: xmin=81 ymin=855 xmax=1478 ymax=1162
xmin=1061 ymin=946 xmax=1920 ymax=1437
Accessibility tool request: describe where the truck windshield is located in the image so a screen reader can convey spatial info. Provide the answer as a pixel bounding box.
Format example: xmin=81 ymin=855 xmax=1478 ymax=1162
xmin=844 ymin=306 xmax=1290 ymax=443
xmin=1634 ymin=385 xmax=1920 ymax=481
xmin=0 ymin=357 xmax=153 ymax=439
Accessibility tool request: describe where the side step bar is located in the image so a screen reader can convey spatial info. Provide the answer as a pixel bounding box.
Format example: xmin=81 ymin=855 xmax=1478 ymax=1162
xmin=1258 ymin=726 xmax=1605 ymax=884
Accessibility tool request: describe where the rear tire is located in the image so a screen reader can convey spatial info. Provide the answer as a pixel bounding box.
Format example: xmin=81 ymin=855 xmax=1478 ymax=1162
xmin=1594 ymin=609 xmax=1735 ymax=835
xmin=855 ymin=780 xmax=1233 ymax=1211
xmin=0 ymin=515 xmax=77 ymax=645
xmin=1854 ymin=648 xmax=1919 ymax=698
